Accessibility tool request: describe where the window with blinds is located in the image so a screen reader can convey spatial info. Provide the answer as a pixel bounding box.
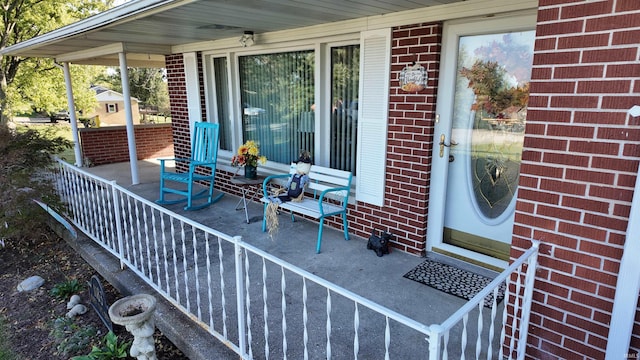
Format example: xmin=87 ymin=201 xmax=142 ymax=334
xmin=330 ymin=45 xmax=360 ymax=174
xmin=238 ymin=51 xmax=315 ymax=164
xmin=213 ymin=57 xmax=232 ymax=151
xmin=204 ymin=32 xmax=389 ymax=206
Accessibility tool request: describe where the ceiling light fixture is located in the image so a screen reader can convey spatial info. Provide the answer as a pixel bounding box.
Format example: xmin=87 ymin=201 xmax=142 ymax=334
xmin=239 ymin=31 xmax=254 ymax=47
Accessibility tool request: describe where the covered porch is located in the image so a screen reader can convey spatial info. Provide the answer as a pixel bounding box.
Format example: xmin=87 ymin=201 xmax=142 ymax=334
xmin=4 ymin=0 xmax=638 ymax=356
xmin=53 ymin=158 xmax=537 ymax=359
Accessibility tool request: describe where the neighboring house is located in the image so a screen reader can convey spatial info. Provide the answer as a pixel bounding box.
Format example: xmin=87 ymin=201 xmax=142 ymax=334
xmin=2 ymin=0 xmax=639 ymax=358
xmin=89 ymin=85 xmax=141 ymax=126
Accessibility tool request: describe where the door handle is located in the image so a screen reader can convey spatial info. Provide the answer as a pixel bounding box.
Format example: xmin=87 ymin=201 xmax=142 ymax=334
xmin=439 ymin=134 xmax=457 ymax=158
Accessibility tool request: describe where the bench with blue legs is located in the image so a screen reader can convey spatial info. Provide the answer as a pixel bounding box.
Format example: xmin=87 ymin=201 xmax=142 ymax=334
xmin=261 ymin=164 xmax=352 ymax=253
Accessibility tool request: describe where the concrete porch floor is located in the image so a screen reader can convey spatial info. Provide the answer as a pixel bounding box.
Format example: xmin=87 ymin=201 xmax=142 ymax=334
xmin=69 ymin=159 xmax=502 ymax=359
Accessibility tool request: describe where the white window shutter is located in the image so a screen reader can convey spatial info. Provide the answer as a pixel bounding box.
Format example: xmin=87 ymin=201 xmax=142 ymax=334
xmin=355 ymin=28 xmax=391 ymax=207
xmin=183 ymin=52 xmax=202 ymax=135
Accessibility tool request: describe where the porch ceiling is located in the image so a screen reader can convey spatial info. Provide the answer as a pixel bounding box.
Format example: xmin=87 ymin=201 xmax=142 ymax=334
xmin=1 ymin=0 xmax=468 ymax=67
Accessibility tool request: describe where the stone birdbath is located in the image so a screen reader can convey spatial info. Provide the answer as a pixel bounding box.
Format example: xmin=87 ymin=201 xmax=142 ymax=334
xmin=108 ymin=294 xmax=158 ymax=360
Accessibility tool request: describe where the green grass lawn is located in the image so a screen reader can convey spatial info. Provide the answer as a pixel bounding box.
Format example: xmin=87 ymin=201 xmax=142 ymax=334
xmin=53 ymin=125 xmax=76 ymax=162
xmin=15 ymin=121 xmax=76 ymax=162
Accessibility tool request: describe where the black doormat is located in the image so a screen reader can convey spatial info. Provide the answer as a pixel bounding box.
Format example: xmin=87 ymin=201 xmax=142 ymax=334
xmin=403 ymin=258 xmax=506 ymax=308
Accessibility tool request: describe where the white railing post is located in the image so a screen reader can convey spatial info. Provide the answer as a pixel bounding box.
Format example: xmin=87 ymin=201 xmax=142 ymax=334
xmin=110 ymin=180 xmax=126 ymax=269
xmin=516 ymin=240 xmax=539 ymax=360
xmin=234 ymin=236 xmax=248 ymax=359
xmin=429 ymin=324 xmax=443 ymax=360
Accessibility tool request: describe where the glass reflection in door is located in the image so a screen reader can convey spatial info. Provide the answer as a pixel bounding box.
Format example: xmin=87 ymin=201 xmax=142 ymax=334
xmin=444 ymin=31 xmax=535 ymax=258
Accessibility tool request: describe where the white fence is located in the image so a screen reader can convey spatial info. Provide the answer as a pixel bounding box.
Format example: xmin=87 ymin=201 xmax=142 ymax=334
xmin=52 ymin=159 xmax=538 ymax=359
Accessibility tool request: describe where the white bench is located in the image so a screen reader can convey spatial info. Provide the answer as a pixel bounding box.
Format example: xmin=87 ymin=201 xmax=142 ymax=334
xmin=261 ymin=163 xmax=353 ymax=253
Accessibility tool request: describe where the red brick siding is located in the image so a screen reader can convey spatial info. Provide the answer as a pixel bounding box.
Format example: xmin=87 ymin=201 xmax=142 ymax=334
xmin=166 ymin=54 xmax=191 ymax=163
xmin=165 ymin=53 xmax=210 ymax=174
xmin=344 ymin=23 xmax=440 ymax=255
xmin=79 ymin=124 xmax=174 ymax=166
xmin=305 ymin=26 xmax=438 ymax=255
xmin=516 ymin=0 xmax=640 ymax=358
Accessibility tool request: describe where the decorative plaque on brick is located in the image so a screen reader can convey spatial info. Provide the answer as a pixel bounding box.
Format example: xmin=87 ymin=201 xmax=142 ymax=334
xmin=399 ymin=63 xmax=427 ymax=92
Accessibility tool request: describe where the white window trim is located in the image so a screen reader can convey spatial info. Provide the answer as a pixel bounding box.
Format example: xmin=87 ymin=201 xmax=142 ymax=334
xmin=183 ymin=52 xmax=202 ymax=139
xmin=318 ymin=40 xmax=361 ymax=169
xmin=202 ymin=53 xmax=239 ymax=150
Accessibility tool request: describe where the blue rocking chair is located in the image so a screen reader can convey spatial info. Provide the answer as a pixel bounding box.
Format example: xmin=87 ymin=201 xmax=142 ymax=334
xmin=157 ymin=122 xmax=224 ymax=210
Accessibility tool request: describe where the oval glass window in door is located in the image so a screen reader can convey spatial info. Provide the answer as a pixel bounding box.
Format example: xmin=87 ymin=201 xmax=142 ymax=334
xmin=456 ymin=32 xmax=534 ymax=222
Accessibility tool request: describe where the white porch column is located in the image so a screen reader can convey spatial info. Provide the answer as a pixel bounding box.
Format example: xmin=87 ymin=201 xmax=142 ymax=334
xmin=61 ymin=62 xmax=82 ymax=167
xmin=118 ymin=52 xmax=140 ymax=185
xmin=605 ymin=109 xmax=640 ymax=359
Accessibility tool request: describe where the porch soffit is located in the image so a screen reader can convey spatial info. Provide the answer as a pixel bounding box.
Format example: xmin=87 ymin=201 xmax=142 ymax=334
xmin=1 ymin=0 xmax=537 ymax=67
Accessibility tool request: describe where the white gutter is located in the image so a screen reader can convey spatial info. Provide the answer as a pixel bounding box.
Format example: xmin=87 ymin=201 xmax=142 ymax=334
xmin=605 ymin=106 xmax=640 ymax=359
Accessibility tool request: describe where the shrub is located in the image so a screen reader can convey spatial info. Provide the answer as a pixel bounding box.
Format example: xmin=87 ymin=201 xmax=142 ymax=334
xmin=0 ymin=125 xmax=72 ymax=247
xmin=50 ymin=278 xmax=84 ymax=300
xmin=50 ymin=317 xmax=99 ymax=357
xmin=72 ymin=331 xmax=130 ymax=360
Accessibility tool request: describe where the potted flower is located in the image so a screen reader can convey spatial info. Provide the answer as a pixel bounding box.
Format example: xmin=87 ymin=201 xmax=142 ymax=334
xmin=231 ymin=140 xmax=267 ymax=179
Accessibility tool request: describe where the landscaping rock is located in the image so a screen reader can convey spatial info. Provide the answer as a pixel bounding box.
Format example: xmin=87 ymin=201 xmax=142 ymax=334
xmin=17 ymin=275 xmax=44 ymax=292
xmin=67 ymin=294 xmax=81 ymax=309
xmin=66 ymin=304 xmax=88 ymax=318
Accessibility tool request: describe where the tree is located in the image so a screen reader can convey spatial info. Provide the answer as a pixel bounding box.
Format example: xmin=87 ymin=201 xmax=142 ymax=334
xmin=0 ymin=0 xmax=112 ymax=124
xmin=9 ymin=59 xmax=104 ymax=117
xmin=0 ymin=125 xmax=72 ymax=245
xmin=98 ymin=67 xmax=170 ymax=113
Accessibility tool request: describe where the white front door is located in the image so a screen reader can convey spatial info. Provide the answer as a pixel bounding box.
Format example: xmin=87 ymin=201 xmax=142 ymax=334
xmin=427 ymin=13 xmax=536 ymax=269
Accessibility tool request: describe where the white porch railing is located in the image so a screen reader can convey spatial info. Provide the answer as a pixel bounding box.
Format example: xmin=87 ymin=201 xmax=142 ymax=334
xmin=52 ymin=159 xmax=538 ymax=359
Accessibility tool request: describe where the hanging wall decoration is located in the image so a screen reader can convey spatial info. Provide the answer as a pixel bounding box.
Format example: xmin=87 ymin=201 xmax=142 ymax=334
xmin=399 ymin=63 xmax=427 ymax=92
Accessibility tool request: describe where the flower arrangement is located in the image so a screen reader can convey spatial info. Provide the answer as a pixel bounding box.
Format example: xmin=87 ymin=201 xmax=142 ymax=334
xmin=231 ymin=140 xmax=267 ymax=168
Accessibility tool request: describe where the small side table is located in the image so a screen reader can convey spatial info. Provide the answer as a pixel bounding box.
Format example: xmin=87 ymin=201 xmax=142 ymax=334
xmin=230 ymin=175 xmax=265 ymax=223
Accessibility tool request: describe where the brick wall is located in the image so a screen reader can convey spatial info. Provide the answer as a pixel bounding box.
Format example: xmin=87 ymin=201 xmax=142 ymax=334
xmin=166 ymin=52 xmax=209 ymax=172
xmin=514 ymin=0 xmax=640 ymax=358
xmin=166 ymin=54 xmax=191 ymax=162
xmin=346 ymin=23 xmax=441 ymax=255
xmin=79 ymin=124 xmax=174 ymax=166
